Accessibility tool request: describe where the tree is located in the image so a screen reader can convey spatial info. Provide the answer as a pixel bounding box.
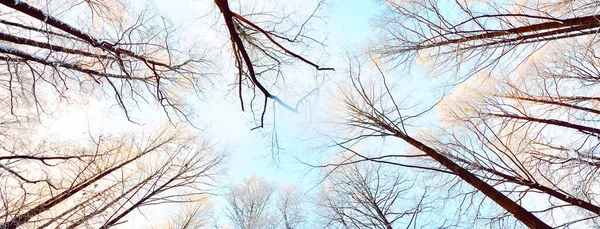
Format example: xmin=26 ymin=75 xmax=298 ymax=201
xmin=0 ymin=0 xmax=206 ymax=121
xmin=14 ymin=0 xmax=600 ymax=227
xmin=225 ymin=176 xmax=306 ymax=229
xmin=0 ymin=1 xmax=233 ymax=227
xmin=339 ymin=59 xmax=549 ymax=227
xmin=225 ymin=175 xmax=278 ymax=229
xmin=0 ymin=125 xmax=223 ymax=228
xmin=333 ymin=0 xmax=600 ymax=227
xmin=164 ymin=200 xmax=214 ymax=229
xmin=214 ymin=0 xmax=333 ymax=129
xmin=0 ymin=0 xmax=331 ymax=227
xmin=277 ymin=185 xmax=306 ymax=229
xmin=378 ymin=0 xmax=600 ymax=77
xmin=434 ymin=38 xmax=600 ymax=226
xmin=317 ymin=162 xmax=429 ymax=229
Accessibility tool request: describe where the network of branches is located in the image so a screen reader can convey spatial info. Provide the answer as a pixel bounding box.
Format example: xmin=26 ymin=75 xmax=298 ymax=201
xmin=1 ymin=0 xmax=600 ymax=228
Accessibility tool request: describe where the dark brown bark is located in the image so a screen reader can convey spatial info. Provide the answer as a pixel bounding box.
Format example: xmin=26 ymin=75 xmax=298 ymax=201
xmin=371 ymin=201 xmax=393 ymax=229
xmin=214 ymin=0 xmax=272 ymax=99
xmin=0 ymin=0 xmax=171 ymax=69
xmin=485 ymin=113 xmax=600 ymax=135
xmin=0 ymin=32 xmax=115 ymax=59
xmin=64 ymin=175 xmax=154 ymax=229
xmin=1 ymin=142 xmax=165 ymax=229
xmin=214 ymin=0 xmax=333 ymax=128
xmin=501 ymin=95 xmax=600 ymax=115
xmin=448 ymin=155 xmax=600 ymax=215
xmin=34 ymin=182 xmax=123 ymax=229
xmin=98 ymin=175 xmax=176 ymax=229
xmin=368 ymin=117 xmax=551 ymax=228
xmin=415 ymin=14 xmax=600 ymax=50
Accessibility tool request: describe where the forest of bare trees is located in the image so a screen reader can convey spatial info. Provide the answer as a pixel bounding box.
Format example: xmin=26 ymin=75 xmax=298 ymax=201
xmin=335 ymin=0 xmax=600 ymax=228
xmin=0 ymin=0 xmax=599 ymax=228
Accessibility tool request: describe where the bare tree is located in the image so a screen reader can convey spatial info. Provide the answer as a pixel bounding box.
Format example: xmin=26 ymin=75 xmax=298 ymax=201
xmin=0 ymin=0 xmax=337 ymax=130
xmin=0 ymin=125 xmax=223 ymax=229
xmin=164 ymin=200 xmax=214 ymax=229
xmin=335 ymin=55 xmax=551 ymax=227
xmin=321 ymin=0 xmax=600 ymax=228
xmin=225 ymin=175 xmax=278 ymax=229
xmin=224 ymin=176 xmax=308 ymax=229
xmin=0 ymin=0 xmax=335 ymax=228
xmin=276 ymin=185 xmax=306 ymax=229
xmin=317 ymin=162 xmax=430 ymax=229
xmin=214 ymin=0 xmax=333 ymax=129
xmin=0 ymin=0 xmax=207 ymax=121
xmin=377 ymin=0 xmax=600 ymax=76
xmin=430 ymin=38 xmax=600 ymax=227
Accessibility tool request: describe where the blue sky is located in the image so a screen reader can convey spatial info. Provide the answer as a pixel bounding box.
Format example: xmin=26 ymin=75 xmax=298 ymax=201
xmin=26 ymin=0 xmax=599 ymax=227
xmin=92 ymin=0 xmax=387 ymax=227
xmin=202 ymin=0 xmax=385 ymax=223
xmin=40 ymin=0 xmax=479 ymax=227
xmin=44 ymin=0 xmax=454 ymax=227
xmin=220 ymin=0 xmax=382 ymax=183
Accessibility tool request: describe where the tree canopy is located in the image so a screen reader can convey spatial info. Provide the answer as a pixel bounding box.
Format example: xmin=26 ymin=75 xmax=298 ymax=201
xmin=1 ymin=0 xmax=599 ymax=228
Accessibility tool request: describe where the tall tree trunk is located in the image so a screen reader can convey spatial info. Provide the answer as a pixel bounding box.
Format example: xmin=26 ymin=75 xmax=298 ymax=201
xmin=370 ymin=117 xmax=551 ymax=228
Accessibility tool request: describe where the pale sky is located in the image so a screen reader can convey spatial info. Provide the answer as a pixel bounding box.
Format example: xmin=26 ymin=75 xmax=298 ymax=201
xmin=18 ymin=0 xmax=600 ymax=228
xmin=54 ymin=1 xmax=459 ymax=227
xmin=31 ymin=0 xmax=470 ymax=227
xmin=40 ymin=0 xmax=386 ymax=227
